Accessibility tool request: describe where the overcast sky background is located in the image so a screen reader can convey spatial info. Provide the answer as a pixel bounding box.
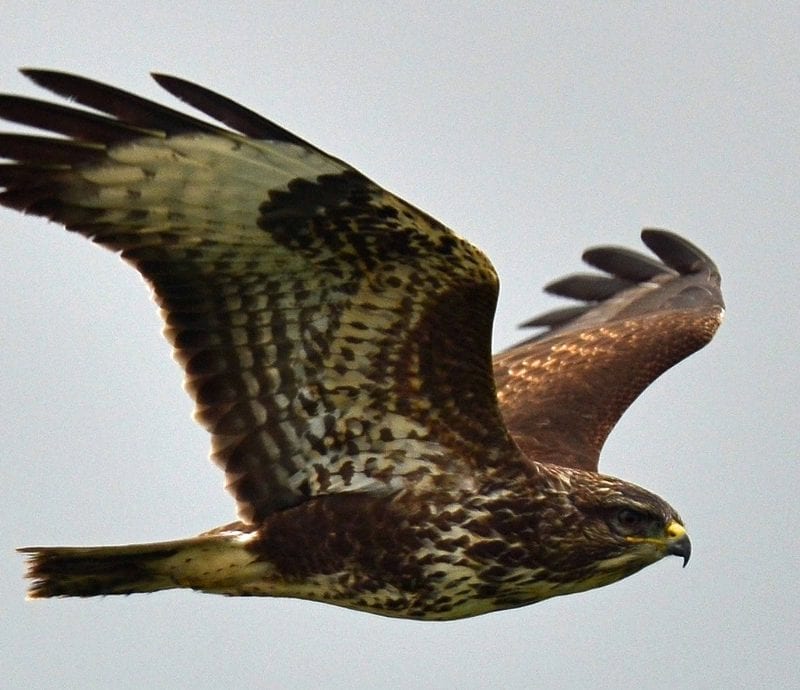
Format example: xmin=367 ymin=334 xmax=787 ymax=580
xmin=1 ymin=3 xmax=797 ymax=689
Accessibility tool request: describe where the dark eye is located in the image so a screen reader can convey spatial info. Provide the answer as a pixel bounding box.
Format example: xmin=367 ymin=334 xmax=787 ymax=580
xmin=616 ymin=508 xmax=647 ymax=529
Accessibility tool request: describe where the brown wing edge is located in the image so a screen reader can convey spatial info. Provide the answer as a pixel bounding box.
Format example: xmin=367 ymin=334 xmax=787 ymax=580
xmin=493 ymin=229 xmax=724 ymax=472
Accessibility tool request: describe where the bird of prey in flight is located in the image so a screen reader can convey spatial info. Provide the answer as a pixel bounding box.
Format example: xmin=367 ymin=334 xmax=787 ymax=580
xmin=0 ymin=70 xmax=723 ymax=620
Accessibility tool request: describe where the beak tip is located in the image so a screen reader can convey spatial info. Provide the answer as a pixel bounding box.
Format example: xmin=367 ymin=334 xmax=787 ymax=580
xmin=667 ymin=533 xmax=691 ymax=567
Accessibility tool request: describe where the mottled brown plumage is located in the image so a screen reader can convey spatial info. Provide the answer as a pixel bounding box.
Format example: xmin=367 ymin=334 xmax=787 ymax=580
xmin=2 ymin=70 xmax=722 ymax=619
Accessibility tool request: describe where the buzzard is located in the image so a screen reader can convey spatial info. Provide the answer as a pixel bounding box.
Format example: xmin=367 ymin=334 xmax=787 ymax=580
xmin=0 ymin=70 xmax=723 ymax=620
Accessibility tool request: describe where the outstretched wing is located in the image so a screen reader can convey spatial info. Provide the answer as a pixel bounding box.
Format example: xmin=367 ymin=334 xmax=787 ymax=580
xmin=0 ymin=70 xmax=516 ymax=524
xmin=493 ymin=229 xmax=724 ymax=472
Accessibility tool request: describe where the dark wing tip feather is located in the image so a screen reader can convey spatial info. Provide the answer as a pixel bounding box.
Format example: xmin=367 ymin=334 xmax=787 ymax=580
xmin=6 ymin=68 xmax=325 ymax=154
xmin=151 ymin=73 xmax=314 ymax=148
xmin=544 ymin=274 xmax=634 ymax=301
xmin=641 ymin=228 xmax=719 ymax=276
xmin=581 ymin=245 xmax=670 ymax=282
xmin=18 ymin=68 xmax=221 ymax=136
xmin=516 ymin=228 xmax=722 ymax=342
xmin=0 ymin=133 xmax=104 ymax=164
xmin=0 ymin=94 xmax=156 ymax=144
xmin=518 ymin=304 xmax=593 ymax=330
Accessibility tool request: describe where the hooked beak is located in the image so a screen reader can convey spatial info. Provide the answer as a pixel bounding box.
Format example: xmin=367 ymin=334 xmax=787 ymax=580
xmin=665 ymin=520 xmax=691 ymax=567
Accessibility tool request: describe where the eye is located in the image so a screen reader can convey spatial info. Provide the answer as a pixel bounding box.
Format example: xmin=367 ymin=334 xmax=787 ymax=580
xmin=616 ymin=508 xmax=647 ymax=530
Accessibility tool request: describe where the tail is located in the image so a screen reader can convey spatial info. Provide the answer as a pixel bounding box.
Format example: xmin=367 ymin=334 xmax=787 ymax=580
xmin=19 ymin=531 xmax=264 ymax=598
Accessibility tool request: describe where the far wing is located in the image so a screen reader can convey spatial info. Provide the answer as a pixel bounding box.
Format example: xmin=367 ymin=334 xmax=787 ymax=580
xmin=0 ymin=70 xmax=516 ymax=524
xmin=493 ymin=230 xmax=724 ymax=472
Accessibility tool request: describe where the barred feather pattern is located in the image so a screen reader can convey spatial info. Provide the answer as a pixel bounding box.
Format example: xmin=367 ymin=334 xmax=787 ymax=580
xmin=0 ymin=89 xmax=516 ymax=524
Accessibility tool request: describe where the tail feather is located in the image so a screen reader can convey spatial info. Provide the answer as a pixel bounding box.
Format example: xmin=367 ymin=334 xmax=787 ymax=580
xmin=19 ymin=533 xmax=263 ymax=598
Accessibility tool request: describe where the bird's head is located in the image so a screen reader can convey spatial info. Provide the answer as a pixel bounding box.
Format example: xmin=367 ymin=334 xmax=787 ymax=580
xmin=538 ymin=471 xmax=691 ymax=595
xmin=454 ymin=470 xmax=692 ymax=614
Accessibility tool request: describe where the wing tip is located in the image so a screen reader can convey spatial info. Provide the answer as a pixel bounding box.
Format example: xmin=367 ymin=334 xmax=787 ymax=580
xmin=640 ymin=227 xmax=720 ymax=277
xmin=19 ymin=67 xmax=77 ymax=90
xmin=517 ymin=228 xmax=722 ymax=340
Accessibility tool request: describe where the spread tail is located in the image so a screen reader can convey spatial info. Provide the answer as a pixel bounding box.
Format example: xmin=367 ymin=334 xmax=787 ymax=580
xmin=19 ymin=532 xmax=264 ymax=598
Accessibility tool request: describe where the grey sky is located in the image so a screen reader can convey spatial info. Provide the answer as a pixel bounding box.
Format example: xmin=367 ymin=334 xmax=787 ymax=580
xmin=1 ymin=3 xmax=797 ymax=689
